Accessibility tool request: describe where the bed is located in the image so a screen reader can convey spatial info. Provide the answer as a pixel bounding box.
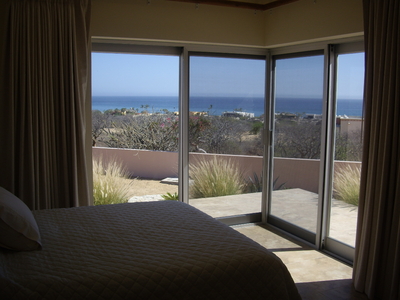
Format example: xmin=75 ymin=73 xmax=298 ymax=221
xmin=0 ymin=187 xmax=301 ymax=299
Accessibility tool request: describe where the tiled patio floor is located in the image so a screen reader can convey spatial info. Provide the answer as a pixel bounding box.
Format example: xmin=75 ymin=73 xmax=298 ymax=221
xmin=235 ymin=224 xmax=367 ymax=300
xmin=190 ymin=188 xmax=358 ymax=247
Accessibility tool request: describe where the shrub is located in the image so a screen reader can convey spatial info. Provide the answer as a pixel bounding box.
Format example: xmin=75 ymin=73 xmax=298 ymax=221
xmin=250 ymin=121 xmax=263 ymax=135
xmin=93 ymin=157 xmax=132 ymax=205
xmin=244 ymin=173 xmax=285 ymax=193
xmin=189 ymin=156 xmax=244 ymax=198
xmin=244 ymin=172 xmax=263 ymax=193
xmin=102 ymin=114 xmax=179 ymax=151
xmin=333 ymin=165 xmax=361 ymax=206
xmin=161 ymin=192 xmax=179 ymax=200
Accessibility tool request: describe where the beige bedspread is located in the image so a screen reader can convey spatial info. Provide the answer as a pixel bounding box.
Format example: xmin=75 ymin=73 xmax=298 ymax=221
xmin=0 ymin=201 xmax=300 ymax=299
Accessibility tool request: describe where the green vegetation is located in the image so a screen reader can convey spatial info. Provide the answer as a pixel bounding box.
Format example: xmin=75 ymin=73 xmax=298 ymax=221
xmin=93 ymin=157 xmax=132 ymax=205
xmin=245 ymin=172 xmax=263 ymax=193
xmin=189 ymin=156 xmax=244 ymax=198
xmin=244 ymin=173 xmax=285 ymax=193
xmin=101 ymin=114 xmax=179 ymax=151
xmin=92 ymin=109 xmax=362 ymax=161
xmin=274 ymin=114 xmax=363 ymax=161
xmin=333 ymin=165 xmax=361 ymax=206
xmin=161 ymin=192 xmax=179 ymax=200
xmin=274 ymin=116 xmax=322 ymax=159
xmin=92 ymin=110 xmax=263 ymax=155
xmin=250 ymin=121 xmax=263 ymax=135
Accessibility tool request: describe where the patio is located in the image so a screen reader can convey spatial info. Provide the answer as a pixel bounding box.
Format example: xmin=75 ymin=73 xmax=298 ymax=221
xmin=97 ymin=147 xmax=359 ymax=247
xmin=128 ymin=187 xmax=357 ymax=247
xmin=189 ymin=188 xmax=357 ymax=247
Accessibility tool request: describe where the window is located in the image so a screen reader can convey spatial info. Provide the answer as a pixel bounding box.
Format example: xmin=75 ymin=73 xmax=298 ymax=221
xmin=90 ymin=40 xmax=364 ymax=263
xmin=91 ymin=49 xmax=180 ymax=203
xmin=187 ymin=54 xmax=266 ymax=220
xmin=268 ymin=43 xmax=364 ymax=263
xmin=327 ymin=51 xmax=364 ymax=252
xmin=269 ymin=52 xmax=325 ymax=243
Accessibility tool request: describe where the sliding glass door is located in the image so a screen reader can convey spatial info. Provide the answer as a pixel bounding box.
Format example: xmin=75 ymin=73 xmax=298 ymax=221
xmin=268 ymin=51 xmax=325 ymax=243
xmin=91 ymin=45 xmax=181 ymax=204
xmin=91 ymin=40 xmax=364 ymax=263
xmin=324 ymin=47 xmax=364 ymax=261
xmin=267 ymin=43 xmax=364 ymax=262
xmin=187 ymin=54 xmax=266 ymax=222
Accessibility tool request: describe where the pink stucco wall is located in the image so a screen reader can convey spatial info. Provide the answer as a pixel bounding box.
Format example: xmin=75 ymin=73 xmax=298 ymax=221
xmin=273 ymin=157 xmax=320 ymax=192
xmin=92 ymin=147 xmax=361 ymax=193
xmin=93 ymin=147 xmax=179 ymax=179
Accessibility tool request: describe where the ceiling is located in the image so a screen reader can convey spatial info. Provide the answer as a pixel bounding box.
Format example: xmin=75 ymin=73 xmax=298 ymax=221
xmin=166 ymin=0 xmax=300 ymax=11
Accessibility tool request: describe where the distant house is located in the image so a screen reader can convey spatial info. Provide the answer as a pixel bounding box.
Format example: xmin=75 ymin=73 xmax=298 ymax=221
xmin=222 ymin=111 xmax=255 ymax=118
xmin=336 ymin=116 xmax=363 ymax=137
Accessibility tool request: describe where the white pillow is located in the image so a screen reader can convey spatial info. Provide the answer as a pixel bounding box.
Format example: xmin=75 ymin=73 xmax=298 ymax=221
xmin=0 ymin=187 xmax=42 ymax=251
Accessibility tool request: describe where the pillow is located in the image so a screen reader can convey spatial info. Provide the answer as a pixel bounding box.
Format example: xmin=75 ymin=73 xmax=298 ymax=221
xmin=0 ymin=187 xmax=42 ymax=251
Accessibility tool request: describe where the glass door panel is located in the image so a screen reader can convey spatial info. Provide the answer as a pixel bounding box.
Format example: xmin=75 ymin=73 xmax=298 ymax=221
xmin=328 ymin=52 xmax=364 ymax=247
xmin=91 ymin=52 xmax=179 ymax=204
xmin=270 ymin=53 xmax=325 ymax=241
xmin=188 ymin=55 xmax=266 ymax=219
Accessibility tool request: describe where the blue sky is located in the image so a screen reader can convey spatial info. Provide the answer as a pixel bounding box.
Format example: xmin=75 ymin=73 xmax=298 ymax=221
xmin=189 ymin=56 xmax=265 ymax=97
xmin=92 ymin=52 xmax=364 ymax=99
xmin=92 ymin=53 xmax=179 ymax=96
xmin=337 ymin=53 xmax=365 ymax=99
xmin=275 ymin=55 xmax=324 ymax=99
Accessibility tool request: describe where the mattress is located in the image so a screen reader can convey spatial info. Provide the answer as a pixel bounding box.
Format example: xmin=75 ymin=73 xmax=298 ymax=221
xmin=0 ymin=201 xmax=300 ymax=299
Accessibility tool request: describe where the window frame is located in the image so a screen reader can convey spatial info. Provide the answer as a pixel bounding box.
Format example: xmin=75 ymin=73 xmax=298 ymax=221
xmin=90 ymin=37 xmax=364 ymax=263
xmin=266 ymin=40 xmax=364 ymax=264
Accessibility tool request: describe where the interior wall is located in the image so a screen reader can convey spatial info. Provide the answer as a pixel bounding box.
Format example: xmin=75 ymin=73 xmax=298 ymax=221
xmin=264 ymin=0 xmax=364 ymax=47
xmin=92 ymin=0 xmax=363 ymax=48
xmin=91 ymin=0 xmax=266 ymax=47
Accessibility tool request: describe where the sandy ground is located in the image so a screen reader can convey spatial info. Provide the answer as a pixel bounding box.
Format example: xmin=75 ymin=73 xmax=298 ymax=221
xmin=120 ymin=178 xmax=179 ymax=198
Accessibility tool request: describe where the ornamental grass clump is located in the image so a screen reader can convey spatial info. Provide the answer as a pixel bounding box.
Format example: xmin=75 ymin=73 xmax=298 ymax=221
xmin=333 ymin=165 xmax=361 ymax=206
xmin=189 ymin=156 xmax=244 ymax=198
xmin=93 ymin=157 xmax=132 ymax=205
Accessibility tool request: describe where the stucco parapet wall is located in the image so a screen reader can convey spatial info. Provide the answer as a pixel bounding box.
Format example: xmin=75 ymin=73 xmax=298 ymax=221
xmin=92 ymin=147 xmax=361 ymax=193
xmin=92 ymin=147 xmax=264 ymax=179
xmin=93 ymin=147 xmax=179 ymax=179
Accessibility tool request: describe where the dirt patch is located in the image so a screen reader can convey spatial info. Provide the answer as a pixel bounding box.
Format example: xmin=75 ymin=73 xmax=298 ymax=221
xmin=119 ymin=178 xmax=179 ymax=198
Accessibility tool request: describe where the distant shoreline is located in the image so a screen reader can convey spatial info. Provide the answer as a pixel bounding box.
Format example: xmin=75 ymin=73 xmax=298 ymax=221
xmin=92 ymin=96 xmax=363 ymax=117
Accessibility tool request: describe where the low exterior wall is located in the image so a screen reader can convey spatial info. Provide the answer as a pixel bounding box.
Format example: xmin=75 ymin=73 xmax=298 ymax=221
xmin=189 ymin=152 xmax=264 ymax=180
xmin=93 ymin=147 xmax=178 ymax=179
xmin=92 ymin=148 xmax=264 ymax=179
xmin=273 ymin=158 xmax=361 ymax=193
xmin=92 ymin=147 xmax=361 ymax=193
xmin=273 ymin=157 xmax=320 ymax=193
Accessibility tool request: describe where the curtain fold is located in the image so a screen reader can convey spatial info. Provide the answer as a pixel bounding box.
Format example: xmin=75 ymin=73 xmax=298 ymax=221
xmin=0 ymin=0 xmax=91 ymax=209
xmin=353 ymin=0 xmax=400 ymax=299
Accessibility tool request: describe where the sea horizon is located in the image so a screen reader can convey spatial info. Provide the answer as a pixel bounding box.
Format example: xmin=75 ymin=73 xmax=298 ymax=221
xmin=92 ymin=95 xmax=363 ymax=117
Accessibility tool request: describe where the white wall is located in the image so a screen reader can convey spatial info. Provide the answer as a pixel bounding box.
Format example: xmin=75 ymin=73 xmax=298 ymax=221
xmin=92 ymin=0 xmax=266 ymax=47
xmin=91 ymin=0 xmax=364 ymax=47
xmin=263 ymin=0 xmax=364 ymax=47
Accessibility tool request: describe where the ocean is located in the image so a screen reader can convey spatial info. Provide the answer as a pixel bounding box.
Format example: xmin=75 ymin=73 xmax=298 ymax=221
xmin=92 ymin=96 xmax=363 ymax=117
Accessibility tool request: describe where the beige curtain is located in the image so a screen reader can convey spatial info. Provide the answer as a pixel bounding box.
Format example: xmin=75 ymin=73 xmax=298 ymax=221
xmin=353 ymin=0 xmax=400 ymax=299
xmin=0 ymin=0 xmax=91 ymax=209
